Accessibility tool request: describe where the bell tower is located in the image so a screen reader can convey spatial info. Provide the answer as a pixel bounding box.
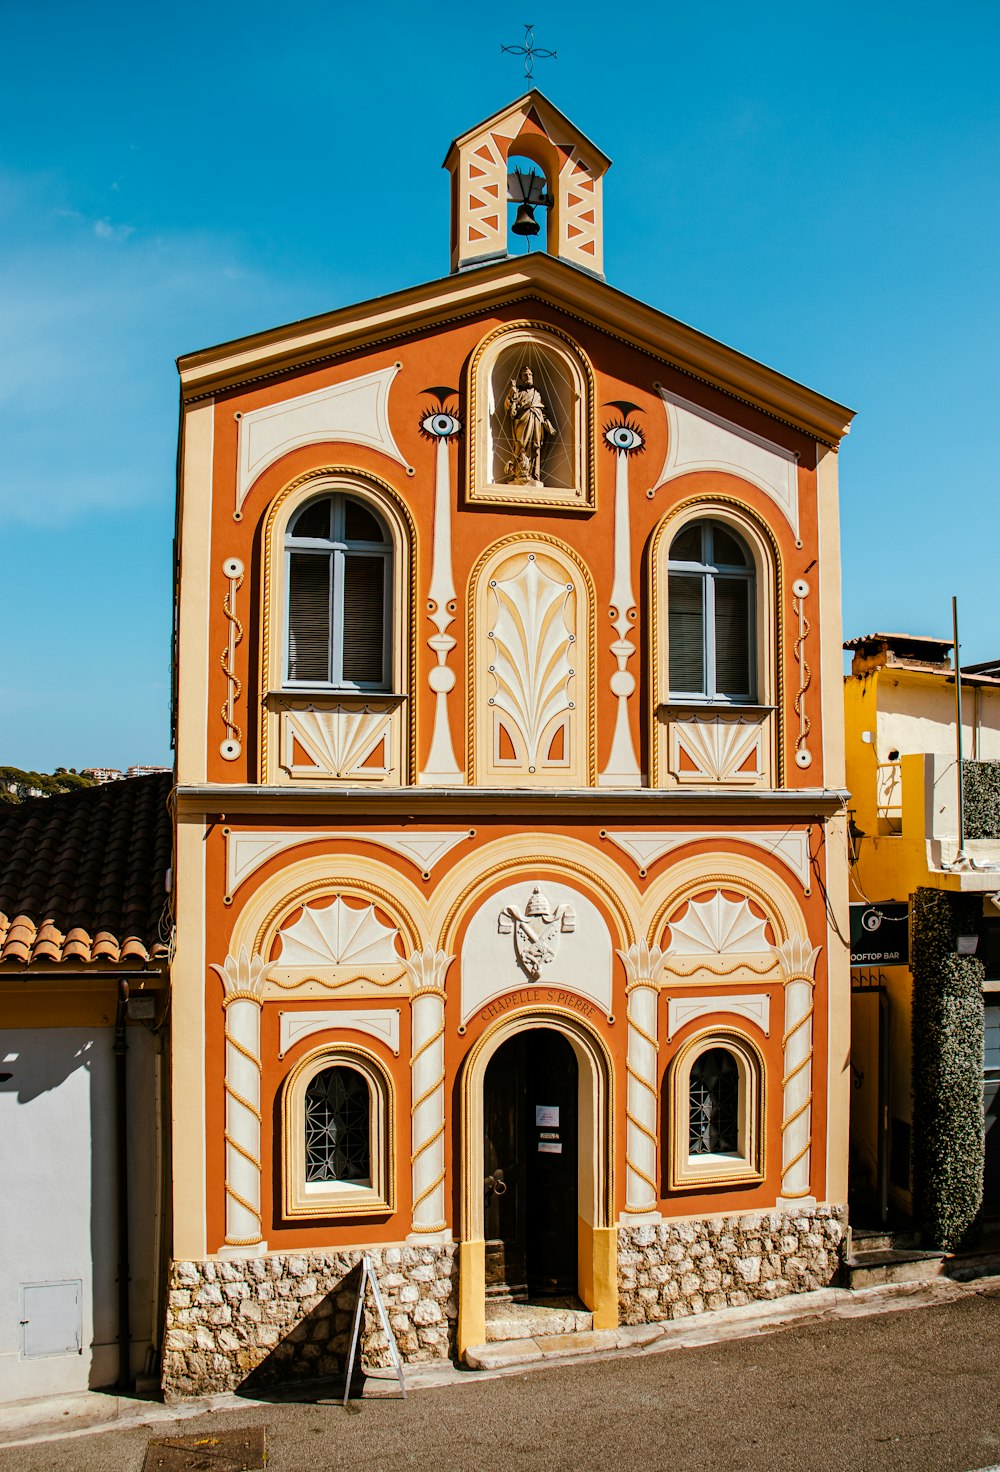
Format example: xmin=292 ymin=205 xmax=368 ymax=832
xmin=443 ymin=91 xmax=610 ymax=279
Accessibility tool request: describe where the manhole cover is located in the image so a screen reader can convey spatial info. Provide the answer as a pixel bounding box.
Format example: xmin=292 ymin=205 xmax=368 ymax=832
xmin=142 ymin=1425 xmax=267 ymax=1471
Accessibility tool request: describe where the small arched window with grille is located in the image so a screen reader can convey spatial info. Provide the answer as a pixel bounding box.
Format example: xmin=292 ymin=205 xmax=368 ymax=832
xmin=304 ymin=1065 xmax=371 ymax=1186
xmin=282 ymin=1045 xmax=395 ymax=1218
xmin=667 ymin=520 xmax=756 ymax=703
xmin=285 ymin=494 xmax=392 ymax=689
xmin=688 ymin=1047 xmax=740 ymax=1157
xmin=669 ymin=1031 xmax=765 ymax=1190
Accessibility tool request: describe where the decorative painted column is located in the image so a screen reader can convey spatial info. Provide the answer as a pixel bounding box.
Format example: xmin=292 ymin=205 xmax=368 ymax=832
xmin=773 ymin=936 xmax=821 ymax=1200
xmin=403 ymin=946 xmax=453 ymax=1237
xmin=618 ymin=940 xmax=666 ymax=1217
xmin=210 ymin=947 xmax=268 ymax=1249
xmin=419 ymin=399 xmax=463 ymax=784
xmin=599 ymin=415 xmax=643 ymax=787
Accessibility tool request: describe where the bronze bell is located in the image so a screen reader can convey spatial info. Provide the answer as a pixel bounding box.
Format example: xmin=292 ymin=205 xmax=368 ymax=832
xmin=511 ymin=202 xmax=540 ymax=237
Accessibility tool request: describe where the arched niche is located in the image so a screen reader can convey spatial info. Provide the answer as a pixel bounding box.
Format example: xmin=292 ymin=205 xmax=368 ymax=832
xmin=467 ymin=322 xmax=595 ymax=509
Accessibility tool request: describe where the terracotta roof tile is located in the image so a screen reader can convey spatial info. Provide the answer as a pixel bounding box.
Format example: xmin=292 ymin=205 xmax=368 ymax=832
xmin=0 ymin=774 xmax=173 ymax=968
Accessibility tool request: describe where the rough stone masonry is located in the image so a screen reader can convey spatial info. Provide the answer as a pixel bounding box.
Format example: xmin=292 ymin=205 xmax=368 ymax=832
xmin=161 ymin=1243 xmax=458 ymax=1400
xmin=161 ymin=1208 xmax=845 ymax=1398
xmin=617 ymin=1205 xmax=847 ymax=1323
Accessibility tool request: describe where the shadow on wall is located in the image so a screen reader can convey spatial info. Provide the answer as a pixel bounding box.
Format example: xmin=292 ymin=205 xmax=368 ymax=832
xmin=239 ymin=1261 xmax=372 ymax=1398
xmin=0 ymin=1025 xmax=159 ymax=1394
xmin=162 ymin=1247 xmax=460 ymax=1401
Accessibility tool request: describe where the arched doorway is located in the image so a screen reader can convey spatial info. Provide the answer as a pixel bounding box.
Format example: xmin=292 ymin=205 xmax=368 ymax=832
xmin=457 ymin=1007 xmax=616 ymax=1357
xmin=484 ymin=1028 xmax=578 ymax=1300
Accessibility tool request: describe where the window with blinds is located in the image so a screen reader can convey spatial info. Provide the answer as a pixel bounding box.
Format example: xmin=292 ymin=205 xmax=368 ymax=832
xmin=285 ymin=494 xmax=391 ymax=688
xmin=667 ymin=520 xmax=755 ymax=701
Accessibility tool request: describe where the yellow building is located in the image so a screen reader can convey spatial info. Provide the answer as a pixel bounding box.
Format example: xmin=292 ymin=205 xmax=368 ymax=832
xmin=845 ymin=633 xmax=1000 ymax=1237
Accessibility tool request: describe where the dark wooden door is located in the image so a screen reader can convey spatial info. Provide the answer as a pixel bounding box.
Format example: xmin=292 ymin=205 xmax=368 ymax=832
xmin=524 ymin=1029 xmax=578 ymax=1295
xmin=484 ymin=1035 xmax=527 ymax=1297
xmin=483 ymin=1029 xmax=578 ymax=1299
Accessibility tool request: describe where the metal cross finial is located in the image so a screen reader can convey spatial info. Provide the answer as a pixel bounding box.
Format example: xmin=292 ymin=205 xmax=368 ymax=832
xmin=501 ymin=23 xmax=556 ymax=81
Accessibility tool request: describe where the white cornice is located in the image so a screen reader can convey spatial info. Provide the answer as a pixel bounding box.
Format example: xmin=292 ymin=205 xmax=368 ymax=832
xmin=180 ymin=784 xmax=848 ymax=818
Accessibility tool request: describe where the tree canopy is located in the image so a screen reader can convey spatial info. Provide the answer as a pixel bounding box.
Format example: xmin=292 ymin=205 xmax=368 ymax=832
xmin=0 ymin=767 xmax=98 ymax=804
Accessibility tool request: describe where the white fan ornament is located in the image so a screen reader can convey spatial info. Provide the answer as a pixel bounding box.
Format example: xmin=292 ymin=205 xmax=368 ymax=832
xmin=274 ymin=897 xmax=401 ymax=967
xmin=666 ymin=891 xmax=771 ymax=955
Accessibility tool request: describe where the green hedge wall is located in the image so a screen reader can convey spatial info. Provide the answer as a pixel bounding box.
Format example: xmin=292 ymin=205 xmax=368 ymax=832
xmin=911 ymin=888 xmax=985 ymax=1250
xmin=964 ymin=761 xmax=1000 ymax=841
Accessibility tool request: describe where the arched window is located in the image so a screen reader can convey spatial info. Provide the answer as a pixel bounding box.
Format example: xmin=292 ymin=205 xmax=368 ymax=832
xmin=282 ymin=1045 xmax=394 ymax=1218
xmin=668 ymin=520 xmax=756 ymax=702
xmin=689 ymin=1048 xmax=739 ymax=1156
xmin=668 ymin=1031 xmax=764 ymax=1190
xmin=285 ymin=494 xmax=392 ymax=689
xmin=304 ymin=1065 xmax=371 ymax=1186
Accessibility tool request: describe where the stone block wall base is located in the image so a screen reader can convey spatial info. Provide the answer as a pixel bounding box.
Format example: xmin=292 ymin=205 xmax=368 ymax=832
xmin=617 ymin=1203 xmax=847 ymax=1325
xmin=161 ymin=1243 xmax=458 ymax=1400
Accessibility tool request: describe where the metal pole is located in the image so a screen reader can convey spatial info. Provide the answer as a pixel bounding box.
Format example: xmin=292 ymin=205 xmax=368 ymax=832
xmin=953 ymin=596 xmax=967 ymax=862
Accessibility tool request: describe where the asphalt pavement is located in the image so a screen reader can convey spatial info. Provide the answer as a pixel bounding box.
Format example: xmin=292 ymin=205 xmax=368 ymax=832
xmin=4 ymin=1281 xmax=1000 ymax=1471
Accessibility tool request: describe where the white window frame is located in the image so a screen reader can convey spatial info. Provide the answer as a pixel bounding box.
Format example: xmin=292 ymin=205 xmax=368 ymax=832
xmin=281 ymin=1043 xmax=395 ymax=1219
xmin=668 ymin=1029 xmax=765 ymax=1191
xmin=667 ymin=519 xmax=757 ymax=704
xmin=284 ymin=493 xmax=393 ymax=692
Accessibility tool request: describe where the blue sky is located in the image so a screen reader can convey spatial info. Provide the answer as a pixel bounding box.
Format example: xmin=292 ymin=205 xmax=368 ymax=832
xmin=1 ymin=0 xmax=997 ymax=770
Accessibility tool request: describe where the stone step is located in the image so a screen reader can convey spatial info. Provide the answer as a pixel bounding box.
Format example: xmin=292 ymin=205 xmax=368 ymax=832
xmin=484 ymin=1299 xmax=594 ymax=1343
xmin=842 ymin=1248 xmax=946 ymax=1290
xmin=850 ymin=1229 xmax=921 ymax=1254
xmin=942 ymin=1250 xmax=1000 ymax=1283
xmin=466 ymin=1323 xmax=662 ymax=1371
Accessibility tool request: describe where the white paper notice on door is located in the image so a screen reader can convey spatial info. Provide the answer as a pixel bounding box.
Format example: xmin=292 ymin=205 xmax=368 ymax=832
xmin=535 ymin=1105 xmax=559 ymax=1126
xmin=538 ymin=1141 xmax=562 ymax=1154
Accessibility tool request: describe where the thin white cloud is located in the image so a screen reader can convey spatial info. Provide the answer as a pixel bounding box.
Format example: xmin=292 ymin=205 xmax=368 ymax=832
xmin=93 ymin=216 xmax=134 ymax=241
xmin=0 ymin=165 xmax=339 ymax=526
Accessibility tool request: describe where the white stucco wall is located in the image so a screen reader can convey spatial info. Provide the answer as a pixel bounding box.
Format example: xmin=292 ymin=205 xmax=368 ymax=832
xmin=877 ymin=680 xmax=1000 ymax=762
xmin=0 ymin=1024 xmax=161 ymax=1403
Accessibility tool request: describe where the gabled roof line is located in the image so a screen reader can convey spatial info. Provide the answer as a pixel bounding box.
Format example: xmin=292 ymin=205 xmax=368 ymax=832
xmin=443 ymin=89 xmax=612 ymax=171
xmin=177 ymin=254 xmax=854 ymax=446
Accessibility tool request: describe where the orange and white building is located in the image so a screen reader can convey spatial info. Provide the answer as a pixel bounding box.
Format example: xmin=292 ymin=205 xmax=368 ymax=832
xmin=164 ymin=92 xmax=855 ymax=1394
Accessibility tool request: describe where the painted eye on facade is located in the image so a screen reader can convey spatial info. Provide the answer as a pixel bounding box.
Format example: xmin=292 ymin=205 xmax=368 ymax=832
xmin=421 ymin=411 xmax=462 ymax=439
xmin=604 ymin=422 xmax=644 ymax=454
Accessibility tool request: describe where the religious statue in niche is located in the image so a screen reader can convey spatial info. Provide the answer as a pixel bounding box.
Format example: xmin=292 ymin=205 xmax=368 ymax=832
xmin=503 ymin=367 xmax=556 ymax=485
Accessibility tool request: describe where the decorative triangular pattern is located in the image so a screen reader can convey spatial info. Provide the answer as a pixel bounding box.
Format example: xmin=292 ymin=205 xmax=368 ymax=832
xmin=275 ymin=898 xmax=401 ymax=966
xmin=279 ymin=1008 xmax=400 ymax=1057
xmin=667 ymin=994 xmax=770 ymax=1040
xmin=670 ymin=714 xmax=763 ymax=783
xmin=604 ymin=830 xmax=810 ymax=888
xmin=449 ymin=96 xmax=607 ymax=274
xmin=667 ymin=891 xmax=771 ymax=955
xmin=653 ymin=386 xmax=800 ymax=540
xmin=280 ymin=707 xmax=392 ymax=778
xmin=236 ymin=366 xmax=408 ymax=514
xmin=558 ymin=152 xmax=601 ymax=265
xmin=227 ymin=829 xmax=473 ymax=895
xmin=464 ymin=130 xmax=506 ymax=256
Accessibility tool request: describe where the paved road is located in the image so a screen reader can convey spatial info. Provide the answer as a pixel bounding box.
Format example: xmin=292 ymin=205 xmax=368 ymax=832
xmin=6 ymin=1284 xmax=1000 ymax=1472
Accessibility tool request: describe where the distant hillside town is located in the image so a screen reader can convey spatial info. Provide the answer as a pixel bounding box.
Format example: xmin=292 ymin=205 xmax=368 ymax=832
xmin=0 ymin=765 xmax=171 ymax=802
